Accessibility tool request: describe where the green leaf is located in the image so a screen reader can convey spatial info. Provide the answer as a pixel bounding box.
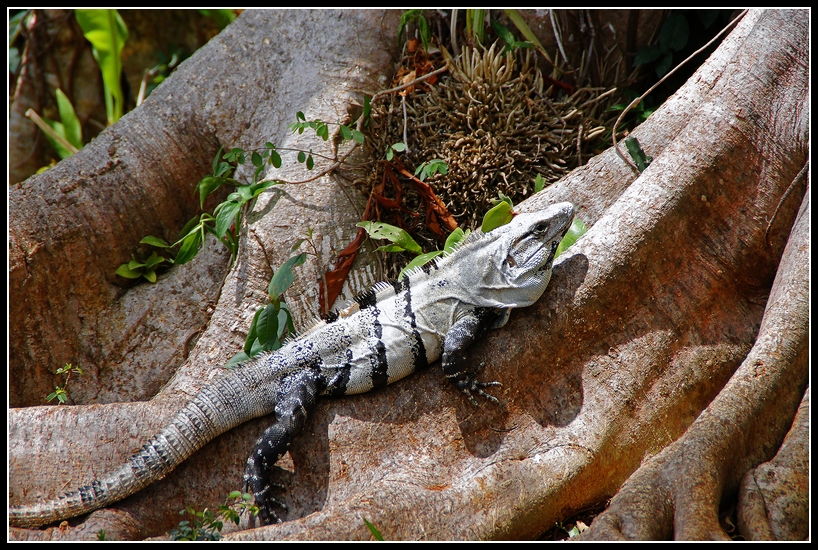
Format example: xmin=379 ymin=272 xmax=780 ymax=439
xmin=386 ymin=148 xmax=394 ymax=161
xmin=625 ymin=136 xmax=653 ymax=172
xmin=363 ymin=518 xmax=384 ymax=541
xmin=143 ymin=269 xmax=157 ymax=283
xmin=41 ymin=117 xmax=75 ymax=160
xmin=251 ymin=151 xmax=263 ymax=168
xmin=659 ymin=12 xmax=689 ymax=53
xmin=173 ymin=229 xmax=203 ymax=265
xmin=340 ymin=124 xmax=352 ymax=141
xmin=306 ymin=154 xmax=314 ymax=170
xmin=225 ymin=351 xmax=250 ymax=368
xmin=443 ymin=227 xmax=467 ymax=252
xmin=214 ymin=200 xmax=241 ymax=239
xmin=352 ymin=129 xmax=365 ymax=144
xmin=316 ymin=123 xmax=329 ymax=141
xmin=196 ymin=176 xmax=226 ymax=208
xmin=245 ymin=308 xmax=263 ymax=353
xmin=357 ymin=221 xmax=422 ymax=255
xmin=74 ymin=9 xmax=128 ymax=124
xmin=256 ymin=303 xmax=280 ymax=346
xmin=128 ymin=259 xmax=145 ymax=270
xmin=555 ymin=218 xmax=588 ymax=259
xmin=398 ymin=250 xmax=444 ymax=280
xmin=297 ymin=150 xmax=306 ymax=163
xmin=143 ymin=251 xmax=165 ymax=269
xmin=140 ymin=236 xmax=170 ymax=248
xmin=55 ymin=88 xmax=82 ymax=149
xmin=269 ymin=150 xmax=282 ymax=168
xmin=390 ymin=142 xmax=406 ymax=152
xmin=534 ymin=174 xmax=546 ymax=193
xmin=268 ymin=253 xmax=307 ymax=299
xmin=116 ymin=264 xmax=142 ymax=279
xmin=481 ymin=201 xmax=514 ymax=233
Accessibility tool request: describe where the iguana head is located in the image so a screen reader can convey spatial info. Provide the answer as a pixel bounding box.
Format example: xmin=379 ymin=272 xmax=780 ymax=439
xmin=455 ymin=202 xmax=575 ymax=309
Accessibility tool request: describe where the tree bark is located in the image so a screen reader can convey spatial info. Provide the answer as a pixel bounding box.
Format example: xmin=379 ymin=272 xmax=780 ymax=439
xmin=8 ymin=9 xmax=808 ymax=541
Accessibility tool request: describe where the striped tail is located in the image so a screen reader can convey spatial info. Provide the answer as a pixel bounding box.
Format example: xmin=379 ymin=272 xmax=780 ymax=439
xmin=10 ymin=362 xmax=279 ymax=528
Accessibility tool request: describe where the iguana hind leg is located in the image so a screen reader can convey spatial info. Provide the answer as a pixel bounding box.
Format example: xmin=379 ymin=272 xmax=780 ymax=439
xmin=243 ymin=369 xmax=323 ymax=524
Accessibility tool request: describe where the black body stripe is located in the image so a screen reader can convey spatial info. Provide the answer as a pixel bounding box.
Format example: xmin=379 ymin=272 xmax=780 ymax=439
xmin=401 ymin=284 xmax=428 ymax=370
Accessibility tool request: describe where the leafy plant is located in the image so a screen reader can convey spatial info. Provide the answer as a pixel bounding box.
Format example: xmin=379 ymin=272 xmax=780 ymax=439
xmin=25 ymin=88 xmax=83 ymax=160
xmin=398 ymin=9 xmax=431 ymax=52
xmin=168 ymin=490 xmax=259 ymax=540
xmin=490 ymin=20 xmax=533 ymax=53
xmin=115 ymin=248 xmax=167 ymax=282
xmin=74 ymin=9 xmax=128 ymax=125
xmin=357 ymin=221 xmax=469 ymax=280
xmin=385 ymin=141 xmax=406 ymax=161
xmin=46 ymin=363 xmax=84 ymax=404
xmin=533 ymin=174 xmax=547 ymax=193
xmin=414 ymin=158 xmax=448 ymax=181
xmin=226 ymin=251 xmax=306 ymax=367
xmin=481 ymin=193 xmax=515 ymax=233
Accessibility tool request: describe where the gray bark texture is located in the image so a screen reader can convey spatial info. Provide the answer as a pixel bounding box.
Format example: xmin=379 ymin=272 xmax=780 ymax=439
xmin=8 ymin=9 xmax=809 ymax=541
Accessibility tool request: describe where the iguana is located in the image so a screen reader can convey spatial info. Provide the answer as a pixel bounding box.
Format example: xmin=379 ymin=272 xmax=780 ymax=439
xmin=9 ymin=202 xmax=575 ymax=529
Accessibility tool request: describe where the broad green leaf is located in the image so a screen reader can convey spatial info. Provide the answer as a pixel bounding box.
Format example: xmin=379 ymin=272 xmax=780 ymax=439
xmin=555 ymin=218 xmax=588 ymax=259
xmin=268 ymin=253 xmax=307 ymax=299
xmin=245 ymin=308 xmax=264 ymax=354
xmin=256 ymin=303 xmax=279 ymax=346
xmin=173 ymin=230 xmax=203 ymax=265
xmin=398 ymin=250 xmax=444 ymax=280
xmin=140 ymin=236 xmax=170 ymax=248
xmin=306 ymin=154 xmax=314 ymax=170
xmin=143 ymin=269 xmax=157 ymax=283
xmin=116 ymin=264 xmax=142 ymax=279
xmin=352 ymin=129 xmax=365 ymax=144
xmin=534 ymin=174 xmax=546 ymax=193
xmin=269 ymin=150 xmax=282 ymax=168
xmin=196 ymin=176 xmax=226 ymax=208
xmin=481 ymin=201 xmax=514 ymax=233
xmin=75 ymin=9 xmax=128 ymax=124
xmin=340 ymin=124 xmax=352 ymax=141
xmin=214 ymin=200 xmax=241 ymax=239
xmin=251 ymin=151 xmax=263 ymax=168
xmin=390 ymin=142 xmax=406 ymax=152
xmin=128 ymin=259 xmax=145 ymax=270
xmin=55 ymin=89 xmax=82 ymax=149
xmin=443 ymin=227 xmax=467 ymax=252
xmin=655 ymin=52 xmax=674 ymax=78
xmin=357 ymin=221 xmax=422 ymax=255
xmin=297 ymin=150 xmax=306 ymax=163
xmin=143 ymin=251 xmax=165 ymax=269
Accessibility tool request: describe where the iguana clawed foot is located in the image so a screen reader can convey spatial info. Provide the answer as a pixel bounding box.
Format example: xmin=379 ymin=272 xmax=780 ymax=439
xmin=455 ymin=362 xmax=502 ymax=406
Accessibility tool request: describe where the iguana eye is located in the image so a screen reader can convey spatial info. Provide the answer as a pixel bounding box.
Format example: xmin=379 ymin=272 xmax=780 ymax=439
xmin=506 ymin=255 xmax=516 ymax=267
xmin=534 ymin=222 xmax=549 ymax=234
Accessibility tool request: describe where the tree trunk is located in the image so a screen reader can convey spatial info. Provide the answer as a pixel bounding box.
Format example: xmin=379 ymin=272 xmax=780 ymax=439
xmin=8 ymin=9 xmax=808 ymax=541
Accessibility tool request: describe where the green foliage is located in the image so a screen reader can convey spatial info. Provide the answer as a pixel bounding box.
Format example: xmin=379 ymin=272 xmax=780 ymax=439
xmin=169 ymin=491 xmax=259 ymax=540
xmin=227 ymin=250 xmax=306 ymax=368
xmin=398 ymin=9 xmax=431 ymax=52
xmin=481 ymin=193 xmax=515 ymax=233
xmin=533 ymin=174 xmax=547 ymax=193
xmin=385 ymin=141 xmax=406 ymax=161
xmin=74 ymin=9 xmax=128 ymax=125
xmin=115 ymin=249 xmax=167 ymax=282
xmin=490 ymin=20 xmax=533 ymax=53
xmin=169 ymin=507 xmax=223 ymax=541
xmin=46 ymin=363 xmax=84 ymax=404
xmin=358 ymin=220 xmax=469 ymax=280
xmin=198 ymin=9 xmax=236 ymax=30
xmin=554 ymin=218 xmax=588 ymax=259
xmin=414 ymin=158 xmax=448 ymax=181
xmin=465 ymin=9 xmax=487 ymax=45
xmin=96 ymin=530 xmax=108 ymax=541
xmin=363 ymin=517 xmax=385 ymax=541
xmin=39 ymin=88 xmax=83 ymax=159
xmin=624 ymin=136 xmax=652 ymax=173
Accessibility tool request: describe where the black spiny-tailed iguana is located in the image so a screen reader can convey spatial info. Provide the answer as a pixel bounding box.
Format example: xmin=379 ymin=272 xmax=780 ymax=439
xmin=9 ymin=202 xmax=575 ymax=528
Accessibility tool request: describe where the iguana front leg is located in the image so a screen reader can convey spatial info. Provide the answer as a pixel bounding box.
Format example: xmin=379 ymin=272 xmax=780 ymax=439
xmin=243 ymin=369 xmax=324 ymax=524
xmin=442 ymin=307 xmax=503 ymax=405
